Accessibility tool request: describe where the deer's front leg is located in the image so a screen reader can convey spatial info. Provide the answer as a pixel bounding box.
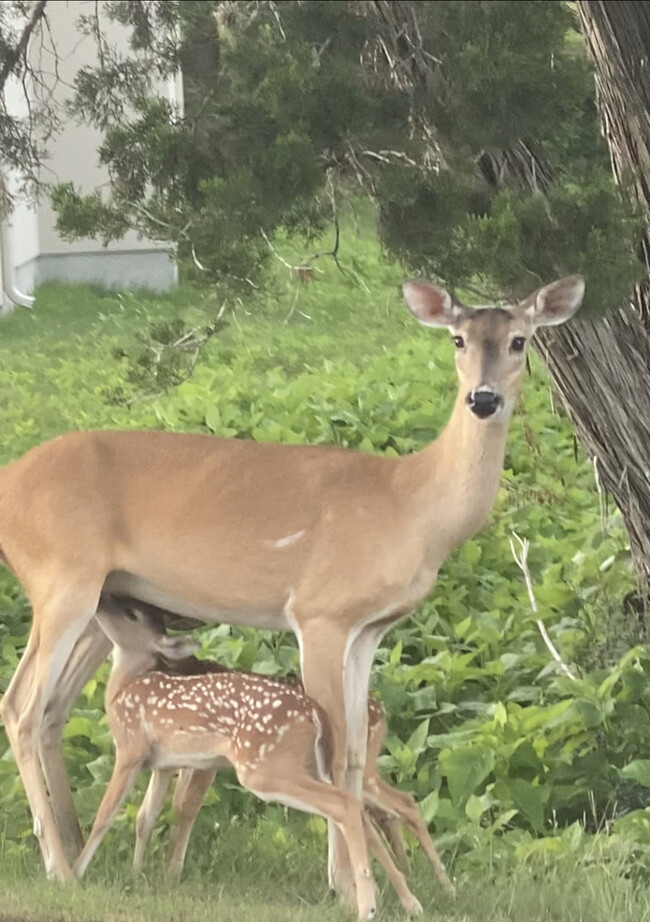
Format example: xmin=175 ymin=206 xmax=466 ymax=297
xmin=343 ymin=626 xmax=385 ymax=798
xmin=299 ymin=621 xmax=359 ymax=907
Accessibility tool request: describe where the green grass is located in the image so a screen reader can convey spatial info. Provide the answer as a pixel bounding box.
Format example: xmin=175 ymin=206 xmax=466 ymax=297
xmin=0 ymin=227 xmax=407 ymax=460
xmin=2 ymin=846 xmax=650 ymax=922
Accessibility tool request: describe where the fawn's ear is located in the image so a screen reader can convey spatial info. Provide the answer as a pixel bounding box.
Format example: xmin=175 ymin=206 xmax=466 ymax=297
xmin=403 ymin=279 xmax=470 ymax=328
xmin=158 ymin=635 xmax=200 ymax=660
xmin=517 ymin=275 xmax=585 ymax=327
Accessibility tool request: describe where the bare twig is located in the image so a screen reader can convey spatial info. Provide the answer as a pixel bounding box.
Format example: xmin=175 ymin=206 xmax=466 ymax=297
xmin=267 ymin=0 xmax=286 ymax=41
xmin=343 ymin=141 xmax=378 ymax=196
xmin=260 ymin=227 xmax=296 ymax=273
xmin=548 ymin=385 xmax=556 ymax=416
xmin=128 ymin=200 xmax=183 ymax=236
xmin=260 ymin=227 xmax=319 ymax=289
xmin=191 ymin=245 xmax=206 ymax=272
xmin=509 ymin=531 xmax=577 ymax=681
xmin=592 ymin=455 xmax=609 ymax=537
xmin=0 ymin=0 xmax=48 ymax=93
xmin=283 ymin=285 xmax=301 ymax=326
xmin=361 ymin=148 xmax=419 ymax=169
xmin=261 ymin=176 xmax=371 ymax=297
xmin=309 ymin=177 xmax=353 ymax=281
xmin=308 ymin=175 xmax=371 ymax=294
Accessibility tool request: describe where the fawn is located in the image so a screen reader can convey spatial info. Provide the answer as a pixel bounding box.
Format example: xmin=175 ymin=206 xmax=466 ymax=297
xmin=75 ymin=597 xmax=451 ymax=916
xmin=136 ymin=648 xmax=453 ymax=904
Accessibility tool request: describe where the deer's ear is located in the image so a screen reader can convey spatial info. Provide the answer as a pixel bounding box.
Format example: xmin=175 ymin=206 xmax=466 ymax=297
xmin=519 ymin=275 xmax=585 ymax=327
xmin=403 ymin=280 xmax=469 ymax=328
xmin=159 ymin=635 xmax=199 ymax=660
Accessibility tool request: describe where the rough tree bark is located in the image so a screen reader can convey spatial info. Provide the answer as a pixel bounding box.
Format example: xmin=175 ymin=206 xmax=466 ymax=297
xmin=532 ymin=1 xmax=650 ymax=592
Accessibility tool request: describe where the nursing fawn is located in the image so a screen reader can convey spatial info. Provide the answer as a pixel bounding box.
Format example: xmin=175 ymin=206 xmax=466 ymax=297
xmin=132 ymin=646 xmax=454 ymax=906
xmin=76 ymin=599 xmax=378 ymax=918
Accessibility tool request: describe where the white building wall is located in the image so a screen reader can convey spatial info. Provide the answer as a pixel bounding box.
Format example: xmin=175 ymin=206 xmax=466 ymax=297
xmin=2 ymin=0 xmax=179 ymax=309
xmin=1 ymin=69 xmax=40 ymax=310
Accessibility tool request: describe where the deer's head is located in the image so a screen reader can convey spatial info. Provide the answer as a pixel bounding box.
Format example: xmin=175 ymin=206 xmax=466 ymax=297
xmin=403 ymin=275 xmax=585 ymax=421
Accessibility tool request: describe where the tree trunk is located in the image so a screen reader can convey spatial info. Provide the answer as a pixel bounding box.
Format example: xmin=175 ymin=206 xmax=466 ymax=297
xmin=530 ymin=1 xmax=650 ymax=592
xmin=363 ymin=0 xmax=650 ymax=593
xmin=536 ymin=310 xmax=650 ymax=590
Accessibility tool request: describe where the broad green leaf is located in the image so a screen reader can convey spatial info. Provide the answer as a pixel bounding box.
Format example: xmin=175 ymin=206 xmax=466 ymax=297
xmin=389 ymin=640 xmax=403 ymax=666
xmin=561 ymin=821 xmax=584 ymax=851
xmin=465 ymin=794 xmax=485 ymax=823
xmin=506 ymin=778 xmax=546 ymax=832
xmin=418 ymin=790 xmax=439 ymax=824
xmin=620 ymin=760 xmax=650 ymax=787
xmin=405 ymin=719 xmax=430 ymax=756
xmin=439 ymin=745 xmax=496 ymax=806
xmin=82 ymin=678 xmax=97 ymax=702
xmin=85 ymin=754 xmax=114 ymax=782
xmin=62 ymin=717 xmax=95 ymax=740
xmin=204 ymin=405 xmax=222 ymax=432
xmin=307 ymin=815 xmax=327 ymax=836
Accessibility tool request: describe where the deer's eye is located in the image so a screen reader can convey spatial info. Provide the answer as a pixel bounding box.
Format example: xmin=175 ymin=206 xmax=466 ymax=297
xmin=511 ymin=336 xmax=526 ymax=353
xmin=453 ymin=336 xmax=465 ymax=349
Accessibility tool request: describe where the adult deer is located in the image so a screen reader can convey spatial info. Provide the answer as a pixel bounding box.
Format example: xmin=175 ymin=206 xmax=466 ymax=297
xmin=0 ymin=274 xmax=584 ymax=902
xmin=127 ymin=632 xmax=453 ymax=901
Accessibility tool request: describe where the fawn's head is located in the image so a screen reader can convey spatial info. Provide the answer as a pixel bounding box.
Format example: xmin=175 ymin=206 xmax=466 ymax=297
xmin=403 ymin=275 xmax=585 ymax=421
xmin=95 ymin=596 xmax=198 ymax=679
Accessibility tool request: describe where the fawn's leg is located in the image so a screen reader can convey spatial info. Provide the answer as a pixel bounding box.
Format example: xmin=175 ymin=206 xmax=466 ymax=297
xmin=168 ymin=767 xmax=217 ymax=876
xmin=368 ymin=776 xmax=454 ymax=895
xmin=74 ymin=754 xmax=143 ymax=879
xmin=133 ymin=768 xmax=175 ymax=871
xmin=238 ymin=751 xmax=377 ymax=921
xmin=363 ymin=813 xmax=422 ymax=916
xmin=364 ymin=802 xmax=410 ymax=873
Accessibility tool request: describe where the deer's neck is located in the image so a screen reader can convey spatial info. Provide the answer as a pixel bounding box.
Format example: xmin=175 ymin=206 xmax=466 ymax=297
xmin=106 ymin=647 xmax=157 ymax=704
xmin=406 ymin=391 xmax=509 ymax=557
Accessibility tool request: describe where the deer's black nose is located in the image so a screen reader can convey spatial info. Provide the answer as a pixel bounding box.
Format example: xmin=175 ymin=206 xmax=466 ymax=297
xmin=466 ymin=389 xmax=503 ymax=419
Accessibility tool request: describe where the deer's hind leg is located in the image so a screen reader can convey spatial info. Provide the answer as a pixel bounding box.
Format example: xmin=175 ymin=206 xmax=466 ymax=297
xmin=1 ymin=580 xmax=103 ymax=880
